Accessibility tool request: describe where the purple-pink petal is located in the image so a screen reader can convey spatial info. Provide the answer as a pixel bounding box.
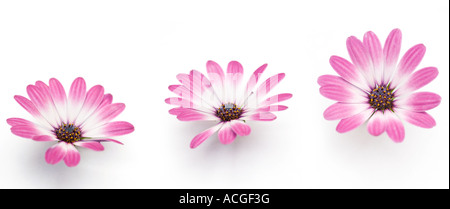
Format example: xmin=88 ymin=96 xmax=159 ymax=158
xmin=396 ymin=109 xmax=436 ymax=129
xmin=218 ymin=123 xmax=237 ymax=145
xmin=255 ymin=73 xmax=285 ymax=99
xmin=32 ymin=135 xmax=57 ymax=142
xmin=63 ymin=144 xmax=81 ymax=167
xmin=190 ymin=124 xmax=222 ymax=149
xmin=390 ymin=44 xmax=426 ymax=88
xmin=323 ymin=103 xmax=369 ymax=121
xmin=245 ymin=63 xmax=267 ymax=95
xmin=346 ymin=36 xmax=373 ymax=86
xmin=367 ymin=111 xmax=385 ymax=136
xmin=247 ymin=112 xmax=277 ymax=121
xmin=260 ymin=93 xmax=292 ymax=106
xmin=384 ymin=111 xmax=405 ymax=143
xmin=336 ymin=109 xmax=372 ymax=133
xmin=363 ymin=31 xmax=383 ymax=85
xmin=230 ymin=120 xmax=251 ymax=136
xmin=11 ymin=124 xmax=44 ymax=139
xmin=395 ymin=67 xmax=438 ymax=95
xmin=74 ymin=141 xmax=105 ymax=151
xmin=45 ymin=142 xmax=67 ymax=165
xmin=383 ymin=28 xmax=402 ymax=84
xmin=395 ymin=92 xmax=441 ymax=112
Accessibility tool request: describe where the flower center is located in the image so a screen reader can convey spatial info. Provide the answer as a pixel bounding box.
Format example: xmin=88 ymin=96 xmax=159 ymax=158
xmin=215 ymin=103 xmax=243 ymax=122
xmin=54 ymin=123 xmax=82 ymax=143
xmin=369 ymin=85 xmax=394 ymax=111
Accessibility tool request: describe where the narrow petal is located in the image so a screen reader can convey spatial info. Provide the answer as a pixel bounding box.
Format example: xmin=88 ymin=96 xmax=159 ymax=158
xmin=383 ymin=28 xmax=402 ymax=84
xmin=329 ymin=56 xmax=370 ymax=91
xmin=395 ymin=67 xmax=438 ymax=96
xmin=259 ymin=93 xmax=292 ymax=106
xmin=74 ymin=141 xmax=105 ymax=151
xmin=255 ymin=73 xmax=285 ymax=100
xmin=395 ymin=92 xmax=441 ymax=112
xmin=336 ymin=109 xmax=373 ymax=133
xmin=367 ymin=111 xmax=386 ymax=136
xmin=81 ymin=103 xmax=126 ymax=130
xmin=317 ymin=75 xmax=367 ymax=98
xmin=245 ymin=63 xmax=267 ymax=95
xmin=96 ymin=94 xmax=113 ymax=111
xmin=384 ymin=111 xmax=405 ymax=143
xmin=206 ymin=60 xmax=225 ymax=97
xmin=45 ymin=142 xmax=67 ymax=165
xmin=390 ymin=44 xmax=426 ymax=88
xmin=68 ymin=77 xmax=87 ymax=123
xmin=27 ymin=85 xmax=59 ymax=127
xmin=255 ymin=105 xmax=288 ymax=112
xmin=177 ymin=110 xmax=216 ymax=121
xmin=323 ymin=103 xmax=370 ymax=120
xmin=218 ymin=122 xmax=237 ymax=145
xmin=226 ymin=61 xmax=244 ymax=85
xmin=32 ymin=135 xmax=58 ymax=142
xmin=395 ymin=109 xmax=436 ymax=128
xmin=190 ymin=123 xmax=222 ymax=148
xmin=230 ymin=120 xmax=251 ymax=136
xmin=83 ymin=121 xmax=134 ymax=137
xmin=319 ymin=84 xmax=367 ymax=103
xmin=11 ymin=124 xmax=47 ymax=139
xmin=64 ymin=144 xmax=81 ymax=167
xmin=49 ymin=78 xmax=68 ymax=122
xmin=76 ymin=85 xmax=104 ymax=123
xmin=363 ymin=31 xmax=383 ymax=85
xmin=7 ymin=117 xmax=34 ymax=126
xmin=246 ymin=112 xmax=277 ymax=121
xmin=346 ymin=36 xmax=375 ymax=87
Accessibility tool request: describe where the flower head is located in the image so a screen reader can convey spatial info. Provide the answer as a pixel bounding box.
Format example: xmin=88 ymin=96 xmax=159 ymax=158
xmin=319 ymin=29 xmax=441 ymax=142
xmin=7 ymin=77 xmax=134 ymax=167
xmin=166 ymin=60 xmax=292 ymax=148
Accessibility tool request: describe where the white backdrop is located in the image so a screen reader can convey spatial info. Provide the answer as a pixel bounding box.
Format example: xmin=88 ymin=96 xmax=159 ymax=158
xmin=0 ymin=0 xmax=448 ymax=189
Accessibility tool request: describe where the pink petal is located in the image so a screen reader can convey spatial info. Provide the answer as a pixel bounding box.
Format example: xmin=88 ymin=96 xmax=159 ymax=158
xmin=346 ymin=36 xmax=375 ymax=87
xmin=177 ymin=110 xmax=216 ymax=121
xmin=395 ymin=92 xmax=441 ymax=112
xmin=49 ymin=78 xmax=68 ymax=121
xmin=230 ymin=120 xmax=251 ymax=136
xmin=64 ymin=144 xmax=81 ymax=167
xmin=323 ymin=103 xmax=370 ymax=120
xmin=384 ymin=111 xmax=405 ymax=143
xmin=81 ymin=103 xmax=126 ymax=130
xmin=68 ymin=77 xmax=87 ymax=122
xmin=76 ymin=85 xmax=104 ymax=123
xmin=26 ymin=85 xmax=59 ymax=126
xmin=218 ymin=123 xmax=237 ymax=145
xmin=14 ymin=95 xmax=53 ymax=129
xmin=329 ymin=56 xmax=370 ymax=91
xmin=7 ymin=117 xmax=33 ymax=126
xmin=247 ymin=112 xmax=277 ymax=121
xmin=95 ymin=121 xmax=135 ymax=137
xmin=256 ymin=105 xmax=288 ymax=112
xmin=84 ymin=138 xmax=124 ymax=145
xmin=96 ymin=94 xmax=113 ymax=111
xmin=336 ymin=109 xmax=373 ymax=133
xmin=260 ymin=93 xmax=292 ymax=106
xmin=11 ymin=124 xmax=46 ymax=139
xmin=395 ymin=109 xmax=436 ymax=128
xmin=390 ymin=44 xmax=426 ymax=88
xmin=45 ymin=142 xmax=67 ymax=165
xmin=73 ymin=141 xmax=105 ymax=151
xmin=206 ymin=60 xmax=225 ymax=94
xmin=317 ymin=75 xmax=367 ymax=99
xmin=190 ymin=123 xmax=222 ymax=148
xmin=363 ymin=31 xmax=383 ymax=85
xmin=395 ymin=67 xmax=438 ymax=96
xmin=226 ymin=61 xmax=244 ymax=86
xmin=367 ymin=111 xmax=386 ymax=136
xmin=255 ymin=73 xmax=285 ymax=99
xmin=383 ymin=28 xmax=402 ymax=84
xmin=32 ymin=135 xmax=57 ymax=142
xmin=319 ymin=84 xmax=367 ymax=103
xmin=245 ymin=63 xmax=267 ymax=95
xmin=164 ymin=97 xmax=195 ymax=108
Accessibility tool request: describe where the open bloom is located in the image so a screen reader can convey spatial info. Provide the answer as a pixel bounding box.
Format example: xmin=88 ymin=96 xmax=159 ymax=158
xmin=319 ymin=29 xmax=441 ymax=142
xmin=166 ymin=60 xmax=292 ymax=148
xmin=7 ymin=77 xmax=134 ymax=167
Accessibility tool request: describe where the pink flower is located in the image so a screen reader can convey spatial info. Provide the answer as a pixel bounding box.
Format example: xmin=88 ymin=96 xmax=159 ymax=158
xmin=319 ymin=29 xmax=441 ymax=142
xmin=7 ymin=77 xmax=134 ymax=167
xmin=166 ymin=60 xmax=292 ymax=148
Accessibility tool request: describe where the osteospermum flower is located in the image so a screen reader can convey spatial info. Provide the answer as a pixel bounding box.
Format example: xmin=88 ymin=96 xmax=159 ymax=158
xmin=7 ymin=77 xmax=134 ymax=167
xmin=318 ymin=29 xmax=441 ymax=142
xmin=166 ymin=60 xmax=292 ymax=148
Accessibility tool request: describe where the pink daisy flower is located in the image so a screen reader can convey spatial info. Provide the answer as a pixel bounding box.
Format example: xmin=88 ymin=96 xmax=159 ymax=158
xmin=319 ymin=28 xmax=441 ymax=142
xmin=7 ymin=77 xmax=134 ymax=167
xmin=166 ymin=60 xmax=292 ymax=148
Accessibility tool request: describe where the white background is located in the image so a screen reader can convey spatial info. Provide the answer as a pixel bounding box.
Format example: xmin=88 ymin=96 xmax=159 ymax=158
xmin=0 ymin=0 xmax=448 ymax=189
